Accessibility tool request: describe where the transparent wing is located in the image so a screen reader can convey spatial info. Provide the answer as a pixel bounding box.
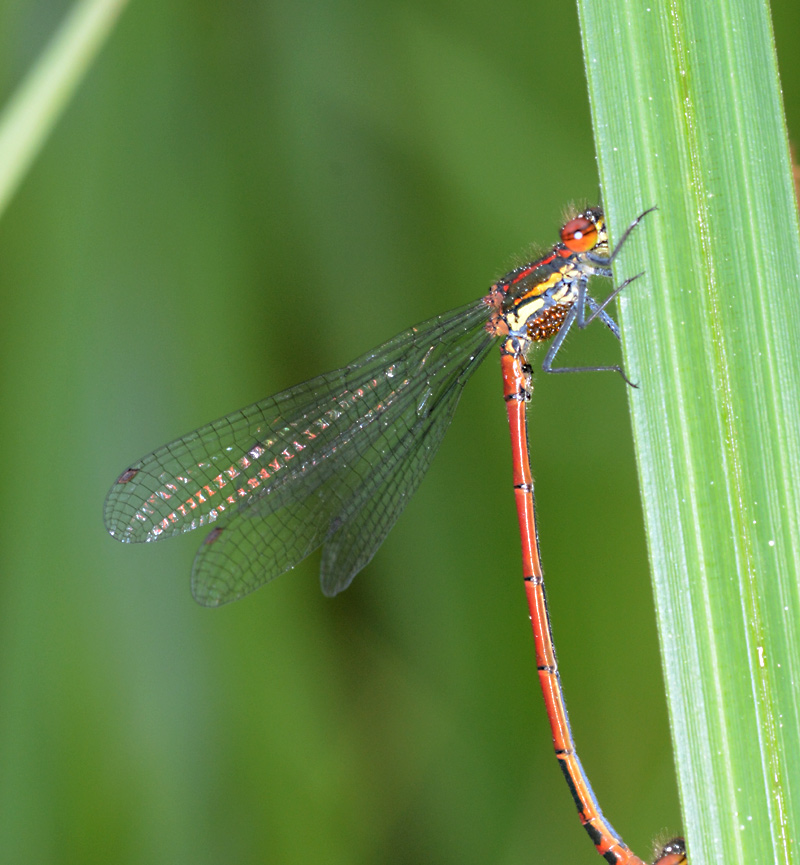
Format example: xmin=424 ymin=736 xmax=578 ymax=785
xmin=105 ymin=299 xmax=495 ymax=602
xmin=191 ymin=356 xmax=482 ymax=605
xmin=318 ymin=375 xmax=465 ymax=596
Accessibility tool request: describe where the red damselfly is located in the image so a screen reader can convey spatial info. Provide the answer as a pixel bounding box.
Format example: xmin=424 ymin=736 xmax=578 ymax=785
xmin=105 ymin=205 xmax=684 ymax=865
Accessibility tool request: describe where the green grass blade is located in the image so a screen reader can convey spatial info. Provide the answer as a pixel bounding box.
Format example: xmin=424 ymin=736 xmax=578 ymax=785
xmin=0 ymin=0 xmax=129 ymax=218
xmin=577 ymin=1 xmax=800 ymax=863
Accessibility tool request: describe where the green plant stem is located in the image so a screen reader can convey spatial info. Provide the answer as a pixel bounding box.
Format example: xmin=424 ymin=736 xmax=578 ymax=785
xmin=0 ymin=0 xmax=129 ymax=218
xmin=577 ymin=1 xmax=800 ymax=864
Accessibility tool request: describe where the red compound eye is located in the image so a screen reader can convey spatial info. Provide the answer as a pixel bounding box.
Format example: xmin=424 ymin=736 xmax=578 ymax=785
xmin=560 ymin=215 xmax=598 ymax=252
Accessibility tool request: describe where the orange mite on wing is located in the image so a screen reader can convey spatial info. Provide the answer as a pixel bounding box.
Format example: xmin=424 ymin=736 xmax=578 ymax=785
xmin=527 ymin=303 xmax=570 ymax=342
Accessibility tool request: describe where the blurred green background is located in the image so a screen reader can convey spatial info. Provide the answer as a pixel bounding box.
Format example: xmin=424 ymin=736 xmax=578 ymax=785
xmin=1 ymin=1 xmax=798 ymax=863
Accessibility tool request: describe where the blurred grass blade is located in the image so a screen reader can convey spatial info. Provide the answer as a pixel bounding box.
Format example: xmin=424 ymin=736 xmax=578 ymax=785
xmin=577 ymin=1 xmax=800 ymax=863
xmin=0 ymin=0 xmax=129 ymax=218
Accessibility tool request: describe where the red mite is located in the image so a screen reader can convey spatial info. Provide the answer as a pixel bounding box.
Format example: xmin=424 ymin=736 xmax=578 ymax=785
xmin=106 ymin=206 xmax=684 ymax=864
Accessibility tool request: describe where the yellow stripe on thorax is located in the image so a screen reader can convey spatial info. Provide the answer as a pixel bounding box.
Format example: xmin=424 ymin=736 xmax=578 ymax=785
xmin=505 ymin=265 xmax=578 ymax=334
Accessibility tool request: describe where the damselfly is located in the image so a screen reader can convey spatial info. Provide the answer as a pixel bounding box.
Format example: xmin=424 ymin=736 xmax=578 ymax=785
xmin=105 ymin=205 xmax=683 ymax=865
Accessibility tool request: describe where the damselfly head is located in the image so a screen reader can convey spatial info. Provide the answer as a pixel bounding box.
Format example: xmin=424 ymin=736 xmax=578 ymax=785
xmin=560 ymin=207 xmax=607 ymax=254
xmin=652 ymin=838 xmax=687 ymax=865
